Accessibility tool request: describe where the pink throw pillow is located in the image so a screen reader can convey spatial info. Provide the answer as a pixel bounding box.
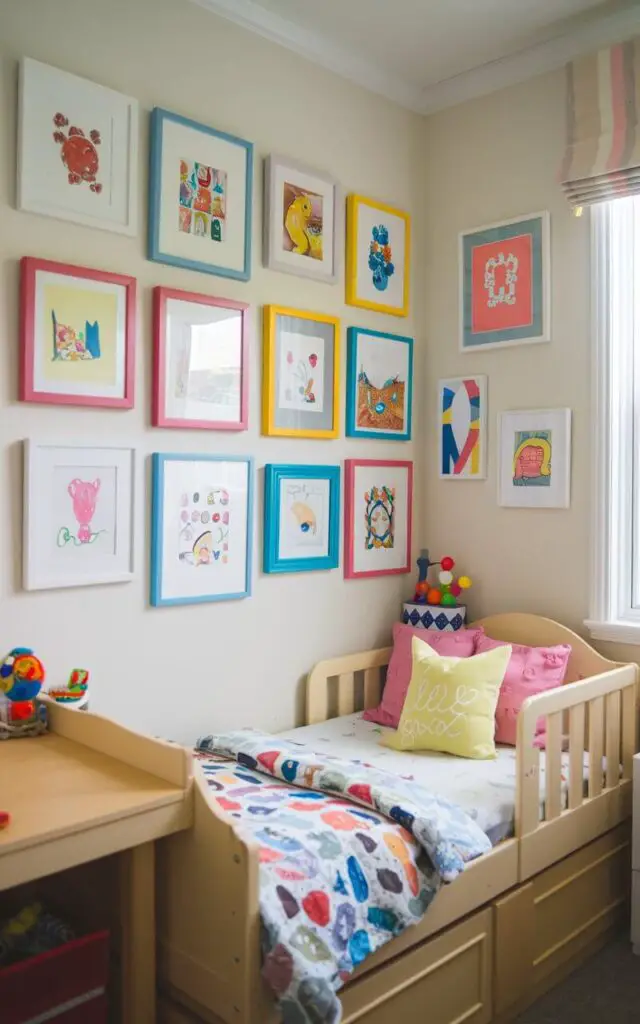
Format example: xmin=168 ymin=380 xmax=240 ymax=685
xmin=363 ymin=622 xmax=485 ymax=728
xmin=475 ymin=635 xmax=572 ymax=746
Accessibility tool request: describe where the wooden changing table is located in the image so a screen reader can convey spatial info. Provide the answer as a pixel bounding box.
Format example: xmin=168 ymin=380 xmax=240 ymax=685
xmin=0 ymin=701 xmax=193 ymax=1022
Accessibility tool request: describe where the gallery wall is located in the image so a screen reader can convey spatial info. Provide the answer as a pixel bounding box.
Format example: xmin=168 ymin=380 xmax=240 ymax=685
xmin=0 ymin=0 xmax=426 ymax=741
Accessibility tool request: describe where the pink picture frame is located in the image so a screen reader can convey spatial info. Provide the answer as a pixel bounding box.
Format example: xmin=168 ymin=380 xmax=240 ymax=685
xmin=20 ymin=256 xmax=136 ymax=408
xmin=152 ymin=286 xmax=249 ymax=431
xmin=344 ymin=458 xmax=413 ymax=579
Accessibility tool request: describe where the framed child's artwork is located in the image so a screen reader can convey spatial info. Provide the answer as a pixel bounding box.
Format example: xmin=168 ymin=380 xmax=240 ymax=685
xmin=346 ymin=327 xmax=413 ymax=441
xmin=460 ymin=211 xmax=550 ymax=352
xmin=149 ymin=108 xmax=253 ymax=281
xmin=20 ymin=257 xmax=136 ymax=408
xmin=498 ymin=408 xmax=571 ymax=509
xmin=264 ymin=154 xmax=341 ymax=283
xmin=23 ymin=441 xmax=135 ymax=591
xmin=18 ymin=58 xmax=138 ymax=235
xmin=438 ymin=375 xmax=488 ymax=479
xmin=153 ymin=286 xmax=248 ymax=430
xmin=344 ymin=458 xmax=413 ymax=579
xmin=150 ymin=453 xmax=253 ymax=606
xmin=263 ymin=464 xmax=340 ymax=574
xmin=346 ymin=195 xmax=410 ymax=317
xmin=262 ymin=306 xmax=340 ymax=439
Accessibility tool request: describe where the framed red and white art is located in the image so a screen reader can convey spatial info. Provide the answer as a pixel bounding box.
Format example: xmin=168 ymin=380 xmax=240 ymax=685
xmin=20 ymin=257 xmax=136 ymax=408
xmin=460 ymin=212 xmax=550 ymax=352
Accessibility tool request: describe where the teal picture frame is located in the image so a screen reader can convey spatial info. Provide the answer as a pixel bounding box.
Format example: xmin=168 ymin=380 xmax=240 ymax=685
xmin=346 ymin=326 xmax=413 ymax=441
xmin=263 ymin=464 xmax=340 ymax=574
xmin=149 ymin=107 xmax=253 ymax=282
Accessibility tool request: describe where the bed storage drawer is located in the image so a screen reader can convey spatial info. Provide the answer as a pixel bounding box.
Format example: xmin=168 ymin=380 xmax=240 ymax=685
xmin=340 ymin=908 xmax=492 ymax=1024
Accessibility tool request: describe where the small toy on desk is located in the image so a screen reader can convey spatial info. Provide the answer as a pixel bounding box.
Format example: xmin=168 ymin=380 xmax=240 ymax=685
xmin=46 ymin=669 xmax=90 ymax=709
xmin=0 ymin=648 xmax=47 ymax=739
xmin=404 ymin=548 xmax=473 ymax=632
xmin=0 ymin=812 xmax=10 ymax=830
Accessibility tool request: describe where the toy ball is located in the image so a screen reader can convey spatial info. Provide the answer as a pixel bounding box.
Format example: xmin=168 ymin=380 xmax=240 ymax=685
xmin=414 ymin=581 xmax=429 ymax=598
xmin=427 ymin=588 xmax=442 ymax=605
xmin=441 ymin=593 xmax=457 ymax=608
xmin=0 ymin=648 xmax=45 ymax=703
xmin=438 ymin=570 xmax=453 ymax=586
xmin=450 ymin=582 xmax=462 ymax=598
xmin=458 ymin=576 xmax=472 ymax=590
xmin=440 ymin=556 xmax=455 ymax=571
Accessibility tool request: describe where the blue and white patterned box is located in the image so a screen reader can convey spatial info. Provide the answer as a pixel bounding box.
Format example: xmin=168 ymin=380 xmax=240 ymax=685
xmin=402 ymin=603 xmax=467 ymax=632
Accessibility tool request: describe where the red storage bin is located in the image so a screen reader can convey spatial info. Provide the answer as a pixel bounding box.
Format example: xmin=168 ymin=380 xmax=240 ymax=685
xmin=0 ymin=928 xmax=109 ymax=1024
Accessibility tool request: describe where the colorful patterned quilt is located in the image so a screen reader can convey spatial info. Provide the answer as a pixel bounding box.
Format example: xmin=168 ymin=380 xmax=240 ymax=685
xmin=196 ymin=729 xmax=492 ymax=1024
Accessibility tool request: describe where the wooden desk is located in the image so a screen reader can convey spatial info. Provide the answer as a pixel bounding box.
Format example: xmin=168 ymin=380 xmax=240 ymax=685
xmin=0 ymin=702 xmax=192 ymax=1023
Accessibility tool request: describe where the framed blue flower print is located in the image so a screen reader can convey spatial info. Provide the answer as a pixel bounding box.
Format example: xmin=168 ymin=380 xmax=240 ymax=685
xmin=148 ymin=108 xmax=253 ymax=281
xmin=346 ymin=327 xmax=413 ymax=441
xmin=263 ymin=464 xmax=340 ymax=574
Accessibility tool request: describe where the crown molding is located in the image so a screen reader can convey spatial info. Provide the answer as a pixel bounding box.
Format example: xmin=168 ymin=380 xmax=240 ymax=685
xmin=192 ymin=0 xmax=640 ymax=116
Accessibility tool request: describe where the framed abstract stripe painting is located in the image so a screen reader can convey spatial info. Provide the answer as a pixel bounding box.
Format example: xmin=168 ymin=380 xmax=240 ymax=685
xmin=438 ymin=376 xmax=487 ymax=480
xmin=459 ymin=212 xmax=550 ymax=351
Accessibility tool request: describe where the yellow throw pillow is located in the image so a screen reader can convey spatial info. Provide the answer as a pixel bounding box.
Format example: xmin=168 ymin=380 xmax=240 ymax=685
xmin=383 ymin=635 xmax=512 ymax=759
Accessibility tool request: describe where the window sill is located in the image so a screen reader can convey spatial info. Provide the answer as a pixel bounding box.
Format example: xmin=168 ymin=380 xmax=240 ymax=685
xmin=584 ymin=619 xmax=640 ymax=646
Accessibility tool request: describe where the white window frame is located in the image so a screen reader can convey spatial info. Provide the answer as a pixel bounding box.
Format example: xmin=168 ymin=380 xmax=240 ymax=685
xmin=586 ymin=197 xmax=640 ymax=644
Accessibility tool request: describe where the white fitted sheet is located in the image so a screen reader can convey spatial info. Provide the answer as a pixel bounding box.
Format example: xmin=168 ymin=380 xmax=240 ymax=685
xmin=278 ymin=713 xmax=590 ymax=845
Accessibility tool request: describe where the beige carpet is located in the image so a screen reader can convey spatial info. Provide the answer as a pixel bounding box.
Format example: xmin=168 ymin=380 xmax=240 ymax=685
xmin=515 ymin=937 xmax=640 ymax=1023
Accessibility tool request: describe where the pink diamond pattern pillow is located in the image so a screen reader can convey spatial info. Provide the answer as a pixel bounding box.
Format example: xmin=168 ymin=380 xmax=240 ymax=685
xmin=475 ymin=635 xmax=572 ymax=746
xmin=363 ymin=622 xmax=485 ymax=728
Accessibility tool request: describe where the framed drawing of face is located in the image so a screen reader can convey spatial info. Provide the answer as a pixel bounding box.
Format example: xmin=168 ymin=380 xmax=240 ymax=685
xmin=263 ymin=464 xmax=340 ymax=574
xmin=153 ymin=286 xmax=248 ymax=430
xmin=264 ymin=154 xmax=341 ymax=283
xmin=150 ymin=453 xmax=253 ymax=606
xmin=344 ymin=459 xmax=413 ymax=579
xmin=20 ymin=257 xmax=136 ymax=408
xmin=149 ymin=108 xmax=253 ymax=282
xmin=23 ymin=441 xmax=135 ymax=590
xmin=498 ymin=409 xmax=571 ymax=508
xmin=262 ymin=306 xmax=340 ymax=439
xmin=346 ymin=327 xmax=413 ymax=441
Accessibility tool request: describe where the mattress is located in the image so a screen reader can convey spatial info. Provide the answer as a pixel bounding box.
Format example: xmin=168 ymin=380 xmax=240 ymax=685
xmin=278 ymin=713 xmax=590 ymax=845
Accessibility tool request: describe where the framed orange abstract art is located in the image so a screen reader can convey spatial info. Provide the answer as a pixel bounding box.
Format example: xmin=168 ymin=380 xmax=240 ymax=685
xmin=460 ymin=212 xmax=550 ymax=351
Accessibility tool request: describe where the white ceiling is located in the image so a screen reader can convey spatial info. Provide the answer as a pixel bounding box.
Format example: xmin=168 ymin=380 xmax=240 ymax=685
xmin=194 ymin=0 xmax=640 ymax=112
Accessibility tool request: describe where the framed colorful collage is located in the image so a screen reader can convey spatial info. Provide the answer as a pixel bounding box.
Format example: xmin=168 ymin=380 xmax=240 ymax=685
xmin=438 ymin=376 xmax=487 ymax=480
xmin=346 ymin=195 xmax=410 ymax=317
xmin=346 ymin=327 xmax=413 ymax=442
xmin=460 ymin=211 xmax=550 ymax=352
xmin=263 ymin=464 xmax=340 ymax=574
xmin=344 ymin=459 xmax=413 ymax=579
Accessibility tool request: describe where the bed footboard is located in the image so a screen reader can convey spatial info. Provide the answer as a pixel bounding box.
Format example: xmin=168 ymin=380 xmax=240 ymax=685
xmin=516 ymin=662 xmax=638 ymax=878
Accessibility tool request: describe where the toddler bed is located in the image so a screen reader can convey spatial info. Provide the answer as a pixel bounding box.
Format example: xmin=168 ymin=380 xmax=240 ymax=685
xmin=157 ymin=614 xmax=638 ymax=1024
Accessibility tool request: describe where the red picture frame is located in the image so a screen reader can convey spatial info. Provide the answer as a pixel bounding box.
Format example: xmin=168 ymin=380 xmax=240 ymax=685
xmin=20 ymin=256 xmax=136 ymax=408
xmin=344 ymin=458 xmax=413 ymax=579
xmin=152 ymin=286 xmax=249 ymax=431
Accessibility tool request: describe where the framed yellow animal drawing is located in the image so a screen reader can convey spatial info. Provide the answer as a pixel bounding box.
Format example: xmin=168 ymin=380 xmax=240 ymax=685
xmin=346 ymin=195 xmax=411 ymax=317
xmin=262 ymin=305 xmax=340 ymax=438
xmin=264 ymin=155 xmax=342 ymax=284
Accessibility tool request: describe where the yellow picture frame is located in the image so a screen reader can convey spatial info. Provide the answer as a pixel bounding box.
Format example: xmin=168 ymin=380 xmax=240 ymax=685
xmin=262 ymin=305 xmax=341 ymax=438
xmin=346 ymin=194 xmax=411 ymax=317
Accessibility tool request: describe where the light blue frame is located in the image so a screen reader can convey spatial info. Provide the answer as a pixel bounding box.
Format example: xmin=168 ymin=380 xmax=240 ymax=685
xmin=148 ymin=107 xmax=253 ymax=282
xmin=150 ymin=452 xmax=254 ymax=606
xmin=345 ymin=327 xmax=413 ymax=441
xmin=263 ymin=464 xmax=340 ymax=574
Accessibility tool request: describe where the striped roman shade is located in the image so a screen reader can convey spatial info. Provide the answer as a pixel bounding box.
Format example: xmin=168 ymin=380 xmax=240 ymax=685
xmin=562 ymin=37 xmax=640 ymax=208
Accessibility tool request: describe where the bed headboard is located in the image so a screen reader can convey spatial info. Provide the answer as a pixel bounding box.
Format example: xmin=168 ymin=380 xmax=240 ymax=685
xmin=305 ymin=613 xmax=623 ymax=725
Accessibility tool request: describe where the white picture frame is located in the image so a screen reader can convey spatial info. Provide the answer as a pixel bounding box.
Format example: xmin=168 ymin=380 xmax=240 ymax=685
xmin=18 ymin=58 xmax=138 ymax=236
xmin=23 ymin=441 xmax=135 ymax=590
xmin=498 ymin=409 xmax=571 ymax=509
xmin=438 ymin=375 xmax=488 ymax=480
xmin=264 ymin=154 xmax=341 ymax=284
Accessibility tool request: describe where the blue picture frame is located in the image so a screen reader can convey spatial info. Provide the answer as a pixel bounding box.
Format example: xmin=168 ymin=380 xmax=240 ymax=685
xmin=151 ymin=453 xmax=253 ymax=606
xmin=264 ymin=464 xmax=340 ymax=574
xmin=148 ymin=107 xmax=253 ymax=282
xmin=345 ymin=327 xmax=413 ymax=441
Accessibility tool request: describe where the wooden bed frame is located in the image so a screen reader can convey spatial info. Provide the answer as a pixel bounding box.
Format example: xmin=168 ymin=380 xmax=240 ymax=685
xmin=157 ymin=614 xmax=638 ymax=1024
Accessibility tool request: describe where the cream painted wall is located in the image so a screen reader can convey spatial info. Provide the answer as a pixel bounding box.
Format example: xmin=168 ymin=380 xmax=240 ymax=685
xmin=0 ymin=0 xmax=426 ymax=741
xmin=423 ymin=69 xmax=638 ymax=666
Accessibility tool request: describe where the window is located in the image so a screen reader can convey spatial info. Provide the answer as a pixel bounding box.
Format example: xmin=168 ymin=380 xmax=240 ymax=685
xmin=587 ymin=196 xmax=640 ymax=643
